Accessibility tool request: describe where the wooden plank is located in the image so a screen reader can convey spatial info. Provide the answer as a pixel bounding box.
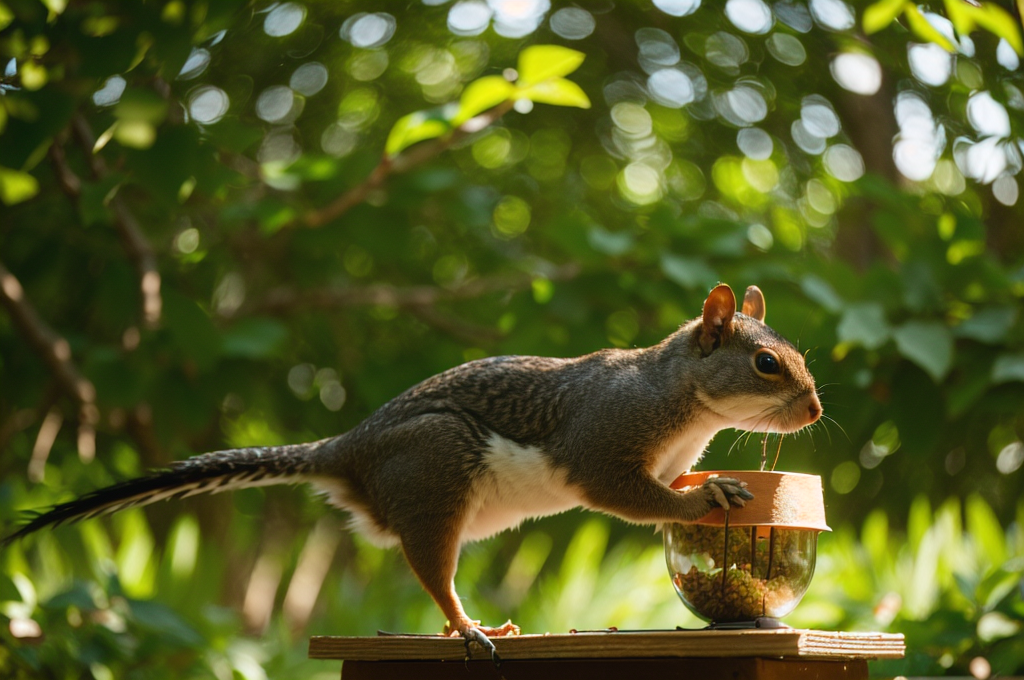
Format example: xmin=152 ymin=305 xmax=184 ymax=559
xmin=309 ymin=629 xmax=905 ymax=663
xmin=340 ymin=657 xmax=870 ymax=680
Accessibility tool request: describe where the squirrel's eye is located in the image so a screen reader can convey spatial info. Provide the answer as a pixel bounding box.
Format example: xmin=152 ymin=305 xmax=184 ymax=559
xmin=754 ymin=351 xmax=780 ymax=375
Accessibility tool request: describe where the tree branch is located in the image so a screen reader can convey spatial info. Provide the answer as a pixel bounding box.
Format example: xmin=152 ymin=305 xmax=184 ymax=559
xmin=297 ymin=101 xmax=515 ymax=229
xmin=69 ymin=115 xmax=162 ymax=328
xmin=407 ymin=306 xmax=504 ymax=344
xmin=241 ymin=263 xmax=579 ymax=343
xmin=48 ymin=134 xmax=81 ymax=196
xmin=0 ymin=262 xmax=99 ymax=462
xmin=247 ymin=263 xmax=580 ymax=316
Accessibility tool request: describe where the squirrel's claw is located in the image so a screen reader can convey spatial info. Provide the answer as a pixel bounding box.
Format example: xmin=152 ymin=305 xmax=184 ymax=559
xmin=460 ymin=625 xmax=501 ymax=667
xmin=449 ymin=620 xmax=519 ymax=668
xmin=703 ymin=476 xmax=754 ymax=510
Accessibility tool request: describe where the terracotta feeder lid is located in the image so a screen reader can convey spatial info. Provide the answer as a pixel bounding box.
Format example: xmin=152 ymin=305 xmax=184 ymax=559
xmin=670 ymin=470 xmax=831 ymax=532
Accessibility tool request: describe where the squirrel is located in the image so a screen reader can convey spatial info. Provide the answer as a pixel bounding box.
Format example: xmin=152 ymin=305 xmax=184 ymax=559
xmin=2 ymin=283 xmax=820 ymax=660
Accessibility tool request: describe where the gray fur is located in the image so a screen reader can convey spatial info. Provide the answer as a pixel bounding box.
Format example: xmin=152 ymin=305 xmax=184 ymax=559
xmin=3 ymin=284 xmax=820 ymax=641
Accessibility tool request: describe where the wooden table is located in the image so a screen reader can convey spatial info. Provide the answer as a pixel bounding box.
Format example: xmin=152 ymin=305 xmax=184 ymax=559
xmin=309 ymin=629 xmax=906 ymax=679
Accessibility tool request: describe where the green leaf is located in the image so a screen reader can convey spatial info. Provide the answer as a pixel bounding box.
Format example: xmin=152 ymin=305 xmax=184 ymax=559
xmin=907 ymin=494 xmax=932 ymax=552
xmin=0 ymin=166 xmax=39 ymax=205
xmin=945 ymin=0 xmax=977 ymax=35
xmin=860 ymin=509 xmax=890 ymax=567
xmin=943 ymin=1 xmax=1022 ymax=53
xmin=453 ymin=76 xmax=514 ymax=126
xmin=517 ymin=45 xmax=586 ymax=87
xmin=516 ymin=78 xmax=591 ymax=109
xmin=532 ymin=277 xmax=554 ymax=304
xmin=976 ymin=568 xmax=1021 ymax=611
xmin=953 ymin=306 xmax=1017 ymax=343
xmin=221 ymin=317 xmax=289 ymax=359
xmin=83 ymin=348 xmax=145 ymax=408
xmin=39 ymin=0 xmax=66 ymax=14
xmin=973 ymin=3 xmax=1023 ymax=55
xmin=991 ymin=353 xmax=1024 ymax=383
xmin=79 ymin=174 xmax=124 ymax=226
xmin=44 ymin=583 xmax=97 ymax=611
xmin=0 ymin=573 xmax=21 ymax=602
xmin=162 ymin=289 xmax=221 ymax=371
xmin=114 ymin=88 xmax=169 ymax=125
xmin=128 ymin=599 xmax=204 ymax=647
xmin=903 ymin=4 xmax=955 ymax=51
xmin=385 ymin=111 xmax=450 ymax=157
xmin=0 ymin=3 xmax=13 ymax=31
xmin=872 ymin=420 xmax=901 ymax=455
xmin=893 ymin=320 xmax=953 ymax=382
xmin=587 ymin=226 xmax=634 ymax=255
xmin=801 ymin=274 xmax=844 ymax=314
xmin=837 ymin=303 xmax=890 ymax=350
xmin=966 ymin=494 xmax=1006 ymax=567
xmin=114 ymin=509 xmax=156 ymax=598
xmin=660 ymin=253 xmax=718 ymax=290
xmin=863 ymin=0 xmax=908 ymax=34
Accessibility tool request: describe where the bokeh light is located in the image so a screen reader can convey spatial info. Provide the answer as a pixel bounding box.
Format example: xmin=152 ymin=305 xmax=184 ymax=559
xmin=767 ymin=33 xmax=806 ymax=66
xmin=636 ymin=28 xmax=680 ymax=74
xmin=264 ymin=3 xmax=306 ymax=37
xmin=648 ymin=69 xmax=695 ymax=108
xmin=290 ymin=62 xmax=328 ymax=96
xmin=893 ymin=91 xmax=944 ymax=182
xmin=831 ymin=52 xmax=882 ymax=95
xmin=448 ymin=1 xmax=492 ymax=36
xmin=725 ymin=0 xmax=773 ymax=34
xmin=810 ymin=0 xmax=854 ymax=31
xmin=823 ymin=144 xmax=865 ymax=182
xmin=340 ymin=12 xmax=397 ymax=48
xmin=550 ymin=8 xmax=595 ymax=40
xmin=177 ymin=48 xmax=211 ymax=81
xmin=490 ymin=0 xmax=550 ymax=38
xmin=908 ymin=43 xmax=952 ymax=87
xmin=92 ymin=75 xmax=126 ymax=107
xmin=737 ymin=127 xmax=773 ymax=160
xmin=715 ymin=84 xmax=767 ymax=126
xmin=188 ymin=85 xmax=230 ymax=124
xmin=256 ymin=85 xmax=300 ymax=124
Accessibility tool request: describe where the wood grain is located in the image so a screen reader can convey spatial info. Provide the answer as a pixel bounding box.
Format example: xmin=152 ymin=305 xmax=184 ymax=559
xmin=308 ymin=629 xmax=905 ymax=662
xmin=340 ymin=657 xmax=871 ymax=680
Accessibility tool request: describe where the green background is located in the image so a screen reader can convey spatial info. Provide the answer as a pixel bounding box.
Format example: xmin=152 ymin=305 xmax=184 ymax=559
xmin=1 ymin=0 xmax=1023 ymax=677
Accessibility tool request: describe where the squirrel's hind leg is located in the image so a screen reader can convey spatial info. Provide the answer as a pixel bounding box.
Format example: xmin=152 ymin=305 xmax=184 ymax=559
xmin=400 ymin=530 xmax=518 ymax=665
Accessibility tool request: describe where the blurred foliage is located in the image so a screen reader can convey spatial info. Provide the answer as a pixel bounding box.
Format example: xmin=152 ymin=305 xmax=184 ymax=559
xmin=1 ymin=0 xmax=1024 ymax=677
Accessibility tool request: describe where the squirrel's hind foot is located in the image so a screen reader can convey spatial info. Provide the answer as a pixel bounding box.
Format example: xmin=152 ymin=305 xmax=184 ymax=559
xmin=445 ymin=619 xmax=521 ymax=667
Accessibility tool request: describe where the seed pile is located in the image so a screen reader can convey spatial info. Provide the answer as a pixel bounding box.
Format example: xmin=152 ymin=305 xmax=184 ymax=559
xmin=667 ymin=523 xmax=814 ymax=622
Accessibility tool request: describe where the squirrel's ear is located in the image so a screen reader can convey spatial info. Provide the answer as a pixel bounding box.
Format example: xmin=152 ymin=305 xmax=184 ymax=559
xmin=742 ymin=285 xmax=766 ymax=322
xmin=700 ymin=284 xmax=736 ymax=354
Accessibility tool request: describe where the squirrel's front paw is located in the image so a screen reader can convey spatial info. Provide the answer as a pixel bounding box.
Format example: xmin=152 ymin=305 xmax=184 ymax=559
xmin=702 ymin=476 xmax=754 ymax=510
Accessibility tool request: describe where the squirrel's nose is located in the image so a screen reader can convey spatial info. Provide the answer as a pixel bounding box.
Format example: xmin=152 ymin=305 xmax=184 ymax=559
xmin=806 ymin=395 xmax=822 ymax=423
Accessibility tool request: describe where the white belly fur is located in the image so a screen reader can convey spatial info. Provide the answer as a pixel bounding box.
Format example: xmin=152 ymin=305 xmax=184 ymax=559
xmin=649 ymin=415 xmax=722 ymax=485
xmin=311 ymin=477 xmax=401 ymax=548
xmin=462 ymin=434 xmax=583 ymax=544
xmin=312 ymin=421 xmax=719 ymax=549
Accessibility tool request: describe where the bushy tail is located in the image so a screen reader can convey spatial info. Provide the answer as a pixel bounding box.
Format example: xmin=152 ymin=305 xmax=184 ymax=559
xmin=2 ymin=444 xmax=319 ymax=548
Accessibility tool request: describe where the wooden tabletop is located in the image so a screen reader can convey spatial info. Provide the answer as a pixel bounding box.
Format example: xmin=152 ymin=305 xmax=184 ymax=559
xmin=309 ymin=629 xmax=905 ymax=663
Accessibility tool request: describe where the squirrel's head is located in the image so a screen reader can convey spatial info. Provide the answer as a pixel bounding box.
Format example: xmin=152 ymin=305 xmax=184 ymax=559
xmin=688 ymin=283 xmax=821 ymax=434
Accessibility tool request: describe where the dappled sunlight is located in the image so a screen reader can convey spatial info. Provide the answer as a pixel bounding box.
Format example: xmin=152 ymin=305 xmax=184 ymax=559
xmin=830 ymin=52 xmax=882 ymax=95
xmin=187 ymin=85 xmax=230 ymax=124
xmin=263 ymin=3 xmax=306 ymax=37
xmin=2 ymin=0 xmax=1024 ymax=676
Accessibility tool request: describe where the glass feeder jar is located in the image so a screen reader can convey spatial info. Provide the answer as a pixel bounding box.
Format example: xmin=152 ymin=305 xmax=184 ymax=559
xmin=664 ymin=471 xmax=830 ymax=625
